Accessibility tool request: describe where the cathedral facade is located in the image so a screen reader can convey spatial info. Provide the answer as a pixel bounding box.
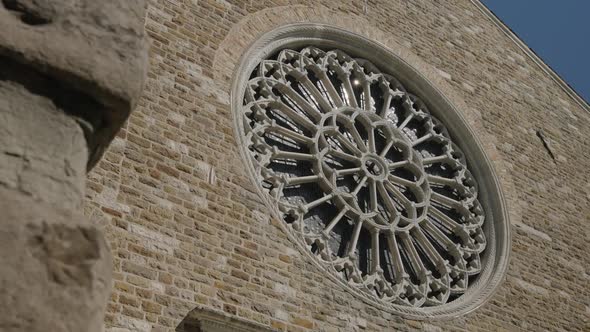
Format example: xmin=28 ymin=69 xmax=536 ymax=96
xmin=82 ymin=1 xmax=589 ymax=331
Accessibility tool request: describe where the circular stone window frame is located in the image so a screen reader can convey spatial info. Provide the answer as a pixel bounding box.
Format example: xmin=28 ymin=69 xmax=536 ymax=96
xmin=230 ymin=23 xmax=511 ymax=320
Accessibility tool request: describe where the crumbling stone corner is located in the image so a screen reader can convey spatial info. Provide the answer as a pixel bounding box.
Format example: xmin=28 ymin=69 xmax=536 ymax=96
xmin=0 ymin=1 xmax=148 ymax=331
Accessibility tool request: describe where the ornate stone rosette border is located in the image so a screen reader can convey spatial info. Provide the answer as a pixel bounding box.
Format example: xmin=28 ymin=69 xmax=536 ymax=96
xmin=231 ymin=23 xmax=511 ymax=320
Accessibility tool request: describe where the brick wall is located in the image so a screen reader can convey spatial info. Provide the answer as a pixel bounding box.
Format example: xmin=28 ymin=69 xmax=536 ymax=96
xmin=85 ymin=1 xmax=590 ymax=331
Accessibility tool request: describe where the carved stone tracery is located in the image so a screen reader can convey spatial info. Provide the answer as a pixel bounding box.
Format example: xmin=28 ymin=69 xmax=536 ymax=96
xmin=242 ymin=47 xmax=487 ymax=307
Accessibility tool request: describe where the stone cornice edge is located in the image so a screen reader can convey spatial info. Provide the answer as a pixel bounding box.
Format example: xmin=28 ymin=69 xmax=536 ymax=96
xmin=470 ymin=0 xmax=590 ymax=113
xmin=182 ymin=306 xmax=276 ymax=332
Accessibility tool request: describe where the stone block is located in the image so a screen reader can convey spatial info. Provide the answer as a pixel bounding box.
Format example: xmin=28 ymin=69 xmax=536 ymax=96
xmin=0 ymin=0 xmax=149 ymax=168
xmin=0 ymin=187 xmax=112 ymax=332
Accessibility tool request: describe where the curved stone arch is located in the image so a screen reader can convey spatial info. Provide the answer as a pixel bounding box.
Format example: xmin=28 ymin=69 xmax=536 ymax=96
xmin=214 ymin=5 xmax=375 ymax=88
xmin=216 ymin=7 xmax=519 ymax=320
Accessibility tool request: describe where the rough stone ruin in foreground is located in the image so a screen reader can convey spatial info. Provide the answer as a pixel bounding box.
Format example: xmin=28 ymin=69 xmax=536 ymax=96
xmin=0 ymin=1 xmax=147 ymax=331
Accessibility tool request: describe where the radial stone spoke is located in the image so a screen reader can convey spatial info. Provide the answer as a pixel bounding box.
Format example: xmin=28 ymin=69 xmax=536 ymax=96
xmin=380 ymin=93 xmax=393 ymax=118
xmin=348 ymin=219 xmax=364 ymax=257
xmin=388 ymin=174 xmax=416 ymax=188
xmin=317 ymin=71 xmax=344 ymax=107
xmin=274 ymin=82 xmax=323 ymax=122
xmin=422 ymin=155 xmax=449 ymax=165
xmin=399 ymin=233 xmax=427 ymax=283
xmin=298 ymin=75 xmax=334 ymax=113
xmin=430 ymin=192 xmax=463 ymax=210
xmin=397 ymin=113 xmax=414 ymax=130
xmin=367 ymin=125 xmax=376 ymax=153
xmin=302 ymin=193 xmax=335 ymax=212
xmin=386 ymin=232 xmax=405 ymax=283
xmin=369 ymin=180 xmax=378 ymax=211
xmin=272 ymin=150 xmax=316 ymax=161
xmin=270 ymin=101 xmax=317 ymax=132
xmin=377 ymin=182 xmax=399 ymax=217
xmin=335 ymin=132 xmax=364 ymax=156
xmin=370 ymin=230 xmax=380 ymax=274
xmin=412 ymin=133 xmax=433 ymax=147
xmin=335 ymin=167 xmax=363 ymax=177
xmin=384 ymin=182 xmax=413 ymax=210
xmin=411 ymin=226 xmax=446 ymax=273
xmin=328 ymin=149 xmax=359 ymax=163
xmin=285 ymin=175 xmax=320 ymax=186
xmin=323 ymin=208 xmax=348 ymax=235
xmin=341 ymin=74 xmax=358 ymax=107
xmin=351 ymin=176 xmax=368 ymax=195
xmin=421 ymin=222 xmax=460 ymax=257
xmin=427 ymin=174 xmax=459 ymax=187
xmin=347 ymin=123 xmax=368 ymax=153
xmin=270 ymin=125 xmax=314 ymax=145
xmin=430 ymin=206 xmax=466 ymax=234
xmin=361 ymin=80 xmax=373 ymax=112
xmin=387 ymin=160 xmax=409 ymax=169
xmin=379 ymin=140 xmax=394 ymax=157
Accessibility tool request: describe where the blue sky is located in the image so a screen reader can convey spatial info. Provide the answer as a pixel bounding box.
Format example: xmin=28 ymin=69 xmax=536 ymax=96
xmin=481 ymin=1 xmax=590 ymax=103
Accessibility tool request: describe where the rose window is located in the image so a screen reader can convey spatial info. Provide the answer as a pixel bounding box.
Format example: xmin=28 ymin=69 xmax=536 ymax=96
xmin=240 ymin=47 xmax=490 ymax=308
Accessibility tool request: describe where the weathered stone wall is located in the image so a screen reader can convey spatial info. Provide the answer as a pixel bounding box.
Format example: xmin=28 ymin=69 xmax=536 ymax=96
xmin=86 ymin=1 xmax=590 ymax=331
